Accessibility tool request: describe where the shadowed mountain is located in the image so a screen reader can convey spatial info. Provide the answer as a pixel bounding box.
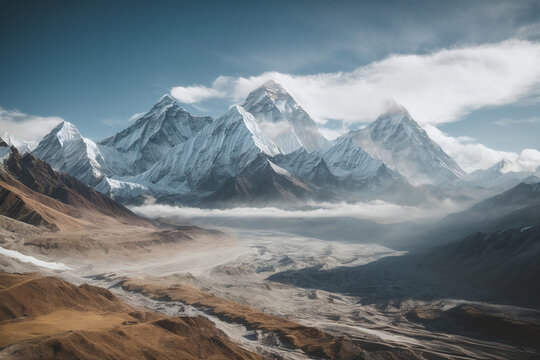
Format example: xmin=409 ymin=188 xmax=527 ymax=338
xmin=269 ymin=224 xmax=540 ymax=309
xmin=425 ymin=181 xmax=540 ymax=245
xmin=199 ymin=154 xmax=317 ymax=207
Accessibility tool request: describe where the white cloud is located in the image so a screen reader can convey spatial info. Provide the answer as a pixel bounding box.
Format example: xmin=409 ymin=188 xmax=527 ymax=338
xmin=318 ymin=127 xmax=345 ymax=141
xmin=130 ymin=199 xmax=461 ymax=224
xmin=170 ymin=83 xmax=226 ymax=104
xmin=258 ymin=121 xmax=292 ymax=139
xmin=493 ymin=116 xmax=540 ymax=126
xmin=425 ymin=124 xmax=540 ymax=173
xmin=0 ymin=108 xmax=63 ymax=142
xmin=170 ymin=40 xmax=540 ymax=128
xmin=515 ymin=149 xmax=540 ymax=173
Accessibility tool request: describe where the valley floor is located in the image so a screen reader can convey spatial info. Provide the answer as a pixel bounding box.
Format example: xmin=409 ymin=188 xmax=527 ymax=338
xmin=1 ymin=220 xmax=539 ymax=359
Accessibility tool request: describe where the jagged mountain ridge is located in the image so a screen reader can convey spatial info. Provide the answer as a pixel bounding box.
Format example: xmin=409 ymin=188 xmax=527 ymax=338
xmin=137 ymin=105 xmax=310 ymax=205
xmin=27 ymin=82 xmax=469 ymax=207
xmin=100 ymin=95 xmax=213 ymax=173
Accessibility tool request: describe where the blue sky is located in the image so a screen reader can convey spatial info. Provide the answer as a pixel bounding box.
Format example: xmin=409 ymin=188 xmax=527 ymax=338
xmin=1 ymin=0 xmax=539 ymax=170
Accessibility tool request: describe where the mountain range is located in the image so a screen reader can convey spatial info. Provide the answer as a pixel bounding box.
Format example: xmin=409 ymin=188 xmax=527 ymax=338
xmin=19 ymin=81 xmax=538 ymax=207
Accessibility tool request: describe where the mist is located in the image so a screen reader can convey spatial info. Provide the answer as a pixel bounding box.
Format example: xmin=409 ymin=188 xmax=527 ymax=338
xmin=130 ymin=199 xmax=462 ymax=224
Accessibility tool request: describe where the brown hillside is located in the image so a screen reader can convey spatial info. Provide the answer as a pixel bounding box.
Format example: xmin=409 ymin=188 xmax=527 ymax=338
xmin=0 ymin=272 xmax=264 ymax=360
xmin=121 ymin=278 xmax=421 ymax=360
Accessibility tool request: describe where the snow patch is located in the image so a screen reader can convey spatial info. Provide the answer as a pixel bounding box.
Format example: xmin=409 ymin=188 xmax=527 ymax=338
xmin=0 ymin=246 xmax=71 ymax=270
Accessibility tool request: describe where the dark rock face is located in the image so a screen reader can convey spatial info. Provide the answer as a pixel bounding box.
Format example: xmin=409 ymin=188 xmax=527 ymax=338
xmin=200 ymin=154 xmax=313 ymax=207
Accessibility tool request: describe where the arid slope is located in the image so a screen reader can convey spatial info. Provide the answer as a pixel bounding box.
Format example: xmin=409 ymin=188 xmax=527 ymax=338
xmin=0 ymin=272 xmax=264 ymax=360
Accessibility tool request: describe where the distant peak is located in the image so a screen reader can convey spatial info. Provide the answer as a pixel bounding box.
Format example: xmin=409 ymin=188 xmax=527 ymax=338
xmin=155 ymin=94 xmax=178 ymax=107
xmin=494 ymin=158 xmax=514 ymax=171
xmin=523 ymin=175 xmax=540 ymax=185
xmin=242 ymin=80 xmax=291 ymax=109
xmin=372 ymin=102 xmax=422 ymax=131
xmin=495 ymin=158 xmax=524 ymax=174
xmin=380 ymin=100 xmax=410 ymax=117
xmin=261 ymin=79 xmax=284 ymax=90
xmin=497 ymin=158 xmax=512 ymax=166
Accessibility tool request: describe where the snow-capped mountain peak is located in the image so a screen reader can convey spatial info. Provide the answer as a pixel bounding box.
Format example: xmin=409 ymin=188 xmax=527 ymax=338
xmin=156 ymin=93 xmax=176 ymax=105
xmin=242 ymin=80 xmax=329 ymax=153
xmin=494 ymin=159 xmax=524 ymax=174
xmin=48 ymin=121 xmax=83 ymax=145
xmin=140 ymin=104 xmax=282 ymax=196
xmin=462 ymin=158 xmax=536 ymax=191
xmin=347 ymin=105 xmax=465 ymax=185
xmin=261 ymin=78 xmax=283 ymax=90
xmin=99 ymin=95 xmax=213 ymax=173
xmin=32 ymin=121 xmax=115 ymax=186
xmin=368 ymin=109 xmax=424 ymax=141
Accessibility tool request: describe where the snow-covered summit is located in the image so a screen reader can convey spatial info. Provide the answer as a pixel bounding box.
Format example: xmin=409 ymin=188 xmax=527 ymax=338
xmin=463 ymin=158 xmax=537 ymax=191
xmin=242 ymin=80 xmax=329 ymax=153
xmin=32 ymin=121 xmax=115 ymax=186
xmin=100 ymin=94 xmax=213 ymax=173
xmin=492 ymin=159 xmax=525 ymax=174
xmin=49 ymin=121 xmax=82 ymax=144
xmin=346 ymin=106 xmax=465 ymax=185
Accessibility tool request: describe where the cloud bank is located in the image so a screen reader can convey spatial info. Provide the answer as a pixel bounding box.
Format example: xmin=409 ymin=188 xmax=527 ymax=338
xmin=171 ymin=40 xmax=540 ymax=127
xmin=130 ymin=200 xmax=461 ymax=225
xmin=425 ymin=125 xmax=540 ymax=172
xmin=171 ymin=39 xmax=540 ymax=173
xmin=0 ymin=108 xmax=63 ymax=142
